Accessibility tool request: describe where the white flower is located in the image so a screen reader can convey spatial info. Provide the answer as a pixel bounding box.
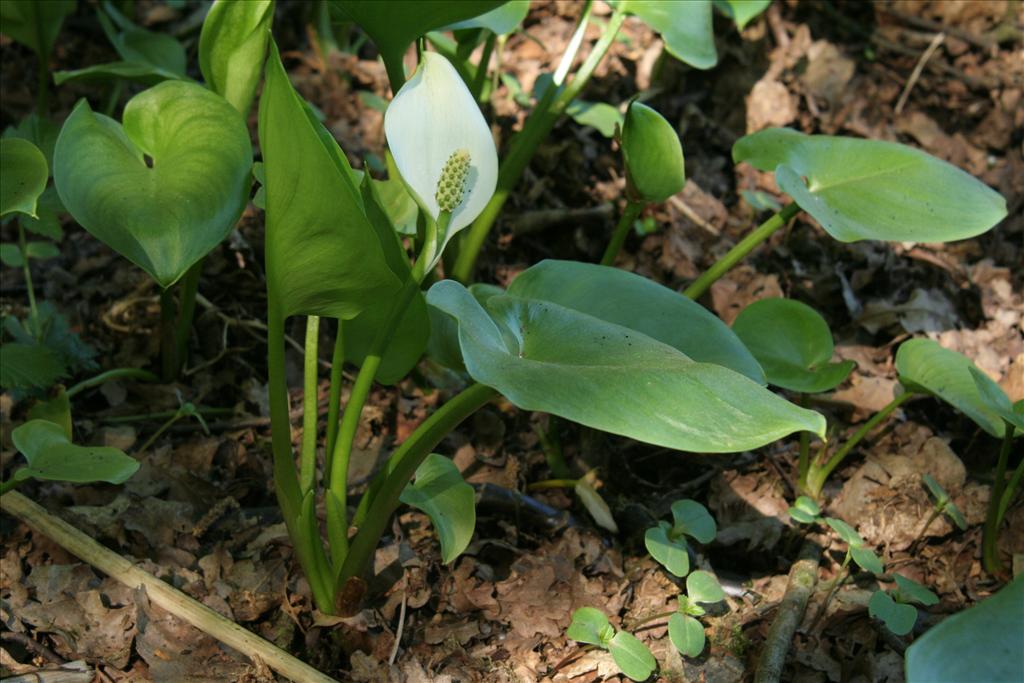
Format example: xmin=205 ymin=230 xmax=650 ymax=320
xmin=384 ymin=52 xmax=498 ymax=259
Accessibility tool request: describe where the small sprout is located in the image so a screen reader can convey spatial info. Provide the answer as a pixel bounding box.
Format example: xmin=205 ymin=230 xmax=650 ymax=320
xmin=825 ymin=517 xmax=883 ymax=575
xmin=574 ymin=470 xmax=619 ymax=533
xmin=921 ymin=473 xmax=967 ymax=531
xmin=645 ymin=499 xmax=717 ymax=577
xmin=869 ymin=575 xmax=938 ymax=635
xmin=669 ymin=570 xmax=727 ymax=658
xmin=788 ymin=495 xmax=822 ymax=525
xmin=566 ymin=608 xmax=656 ymax=682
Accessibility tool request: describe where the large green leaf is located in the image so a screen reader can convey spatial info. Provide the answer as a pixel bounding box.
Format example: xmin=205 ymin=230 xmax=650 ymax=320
xmin=399 ymin=453 xmax=475 ymax=563
xmin=0 ymin=0 xmax=75 ymax=58
xmin=906 ymin=577 xmax=1023 ymax=682
xmin=259 ymin=41 xmax=401 ymax=321
xmin=507 ymin=260 xmax=765 ymax=383
xmin=199 ymin=0 xmax=274 ymax=115
xmin=427 ymin=280 xmax=825 ymax=452
xmin=895 ymin=338 xmax=1008 ymax=438
xmin=11 ymin=419 xmax=138 ymax=485
xmin=607 ymin=630 xmax=657 ymax=682
xmin=53 ymin=81 xmax=252 ymax=288
xmin=332 ymin=0 xmax=505 ymax=86
xmin=732 ymin=297 xmax=854 ymax=393
xmin=0 ymin=138 xmax=48 ymax=218
xmin=733 ymin=128 xmax=1007 ymax=243
xmin=618 ymin=0 xmax=716 ymax=69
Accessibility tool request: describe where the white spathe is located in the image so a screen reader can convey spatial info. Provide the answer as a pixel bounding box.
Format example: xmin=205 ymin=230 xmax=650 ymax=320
xmin=384 ymin=52 xmax=498 ymax=255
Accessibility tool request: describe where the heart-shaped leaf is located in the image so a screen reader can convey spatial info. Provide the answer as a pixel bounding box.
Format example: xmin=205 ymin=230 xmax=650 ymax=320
xmin=969 ymin=367 xmax=1024 ymax=433
xmin=671 ymin=499 xmax=717 ymax=544
xmin=259 ymin=40 xmax=402 ymax=321
xmin=428 ymin=280 xmax=825 ymax=452
xmin=399 ymin=453 xmax=475 ymax=563
xmin=566 ymin=607 xmax=613 ymax=647
xmin=732 ymin=297 xmax=855 ymax=393
xmin=905 ymin=577 xmax=1023 ymax=683
xmin=869 ymin=590 xmax=917 ymax=636
xmin=11 ymin=419 xmax=138 ymax=485
xmin=687 ymin=570 xmax=726 ymax=604
xmin=733 ymin=128 xmax=1007 ymax=243
xmin=896 ymin=338 xmax=1009 ymax=438
xmin=668 ymin=613 xmax=706 ymax=658
xmin=0 ymin=0 xmax=74 ymax=58
xmin=54 ymin=81 xmax=252 ymax=288
xmin=714 ymin=0 xmax=771 ymax=30
xmin=617 ymin=0 xmax=716 ymax=69
xmin=199 ymin=0 xmax=274 ymax=115
xmin=608 ymin=630 xmax=657 ymax=682
xmin=507 ymin=260 xmax=765 ymax=383
xmin=894 ymin=575 xmax=939 ymax=607
xmin=645 ymin=522 xmax=690 ymax=577
xmin=1 ymin=138 xmax=48 ymax=218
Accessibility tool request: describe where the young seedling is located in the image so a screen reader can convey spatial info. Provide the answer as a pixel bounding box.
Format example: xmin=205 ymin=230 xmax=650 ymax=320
xmin=825 ymin=517 xmax=883 ymax=576
xmin=916 ymin=473 xmax=967 ymax=543
xmin=787 ymin=495 xmax=822 ymax=525
xmin=668 ymin=570 xmax=727 ymax=658
xmin=528 ymin=469 xmax=620 ymax=533
xmin=868 ymin=574 xmax=938 ymax=636
xmin=645 ymin=500 xmax=717 ymax=578
xmin=566 ymin=607 xmax=656 ymax=682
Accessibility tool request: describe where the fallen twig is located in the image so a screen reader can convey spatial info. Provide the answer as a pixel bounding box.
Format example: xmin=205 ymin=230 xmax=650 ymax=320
xmin=894 ymin=32 xmax=945 ymax=115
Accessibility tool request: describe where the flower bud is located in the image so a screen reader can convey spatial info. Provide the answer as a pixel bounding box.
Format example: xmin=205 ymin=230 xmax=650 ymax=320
xmin=621 ymin=101 xmax=686 ymax=203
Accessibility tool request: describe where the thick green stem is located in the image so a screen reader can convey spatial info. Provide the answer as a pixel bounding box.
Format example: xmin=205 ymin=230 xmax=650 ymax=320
xmin=470 ymin=33 xmax=496 ymax=101
xmin=982 ymin=423 xmax=1015 ymax=574
xmin=600 ymin=200 xmax=645 ymax=266
xmin=683 ymin=203 xmax=800 ymax=300
xmin=300 ymin=316 xmax=321 ymax=493
xmin=338 ymin=383 xmax=498 ymax=585
xmin=17 ymin=224 xmax=39 ymax=331
xmin=0 ymin=477 xmax=23 ymax=496
xmin=451 ymin=4 xmax=626 ymax=283
xmin=325 ymin=322 xmax=345 ymax=473
xmin=804 ymin=391 xmax=913 ymax=497
xmin=172 ymin=260 xmax=202 ymax=375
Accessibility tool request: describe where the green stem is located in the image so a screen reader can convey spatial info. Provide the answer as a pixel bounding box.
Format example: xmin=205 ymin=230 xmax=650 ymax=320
xmin=526 ymin=478 xmax=579 ymax=491
xmin=798 ymin=395 xmax=810 ymax=481
xmin=159 ymin=287 xmax=177 ymax=382
xmin=66 ymin=368 xmax=160 ymax=399
xmin=451 ymin=4 xmax=625 ymax=283
xmin=300 ymin=316 xmax=320 ymax=493
xmin=600 ymin=200 xmax=645 ymax=266
xmin=997 ymin=448 xmax=1023 ymax=523
xmin=490 ymin=34 xmax=506 ymax=103
xmin=683 ymin=203 xmax=799 ymax=300
xmin=982 ymin=422 xmax=1015 ymax=574
xmin=172 ymin=260 xmax=202 ymax=375
xmin=805 ymin=391 xmax=914 ymax=497
xmin=535 ymin=420 xmax=571 ymax=479
xmin=0 ymin=476 xmax=23 ymax=496
xmin=324 ymin=322 xmax=345 ymax=473
xmin=338 ymin=383 xmax=498 ymax=586
xmin=17 ymin=224 xmax=39 ymax=331
xmin=101 ymin=407 xmax=233 ymax=423
xmin=470 ymin=33 xmax=495 ymax=101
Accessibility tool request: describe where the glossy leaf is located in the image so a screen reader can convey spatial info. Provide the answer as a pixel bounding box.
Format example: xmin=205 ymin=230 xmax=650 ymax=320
xmin=851 ymin=547 xmax=884 ymax=575
xmin=687 ymin=570 xmax=726 ymax=604
xmin=566 ymin=100 xmax=623 ymax=138
xmin=621 ymin=101 xmax=685 ymax=203
xmin=905 ymin=577 xmax=1023 ymax=683
xmin=1 ymin=138 xmax=48 ymax=218
xmin=199 ymin=0 xmax=274 ymax=115
xmin=896 ymin=338 xmax=1008 ymax=438
xmin=894 ymin=575 xmax=939 ymax=607
xmin=969 ymin=367 xmax=1024 ymax=432
xmin=54 ymin=61 xmax=184 ymax=87
xmin=825 ymin=517 xmax=864 ymax=547
xmin=608 ymin=630 xmax=657 ymax=682
xmin=428 ymin=280 xmax=825 ymax=452
xmin=566 ymin=607 xmax=613 ymax=646
xmin=54 ymin=81 xmax=252 ymax=288
xmin=732 ymin=298 xmax=855 ymax=393
xmin=645 ymin=523 xmax=690 ymax=577
xmin=332 ymin=0 xmax=505 ymax=86
xmin=0 ymin=343 xmax=66 ymax=392
xmin=259 ymin=41 xmax=401 ymax=320
xmin=507 ymin=260 xmax=765 ymax=383
xmin=4 ymin=113 xmax=61 ymax=170
xmin=789 ymin=496 xmax=821 ymax=526
xmin=714 ymin=0 xmax=771 ymax=30
xmin=444 ymin=0 xmax=529 ymax=35
xmin=671 ymin=499 xmax=717 ymax=544
xmin=668 ymin=613 xmax=705 ymax=658
xmin=400 ymin=453 xmax=475 ymax=563
xmin=0 ymin=0 xmax=75 ymax=58
xmin=618 ymin=0 xmax=716 ymax=69
xmin=869 ymin=590 xmax=917 ymax=636
xmin=27 ymin=388 xmax=73 ymax=439
xmin=733 ymin=128 xmax=1007 ymax=243
xmin=12 ymin=419 xmax=138 ymax=485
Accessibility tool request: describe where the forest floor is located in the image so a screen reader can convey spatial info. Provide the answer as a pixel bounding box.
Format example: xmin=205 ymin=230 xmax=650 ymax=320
xmin=1 ymin=0 xmax=1022 ymax=681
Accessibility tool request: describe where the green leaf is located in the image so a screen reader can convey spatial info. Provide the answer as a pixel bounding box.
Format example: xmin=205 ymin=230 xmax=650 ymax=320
xmin=4 ymin=303 xmax=97 ymax=377
xmin=851 ymin=546 xmax=883 ymax=575
xmin=12 ymin=419 xmax=138 ymax=485
xmin=1 ymin=138 xmax=48 ymax=218
xmin=506 ymin=260 xmax=766 ymax=383
xmin=621 ymin=101 xmax=685 ymax=203
xmin=21 ymin=186 xmax=65 ymax=240
xmin=969 ymin=367 xmax=1024 ymax=433
xmin=259 ymin=40 xmax=403 ymax=321
xmin=921 ymin=473 xmax=949 ymax=504
xmin=332 ymin=0 xmax=505 ymax=86
xmin=869 ymin=590 xmax=917 ymax=636
xmin=1 ymin=244 xmax=24 ymax=267
xmin=671 ymin=499 xmax=716 ymax=544
xmin=714 ymin=0 xmax=771 ymax=30
xmin=608 ymin=630 xmax=657 ymax=682
xmin=100 ymin=2 xmax=186 ymax=76
xmin=3 ymin=113 xmax=61 ymax=169
xmin=399 ymin=453 xmax=475 ymax=563
xmin=27 ymin=388 xmax=73 ymax=439
xmin=733 ymin=128 xmax=1007 ymax=243
xmin=896 ymin=339 xmax=1009 ymax=438
xmin=54 ymin=82 xmax=252 ymax=289
xmin=566 ymin=100 xmax=623 ymax=139
xmin=686 ymin=570 xmax=726 ymax=604
xmin=905 ymin=577 xmax=1023 ymax=683
xmin=732 ymin=298 xmax=855 ymax=393
xmin=645 ymin=523 xmax=690 ymax=577
xmin=426 ymin=282 xmax=498 ymax=372
xmin=668 ymin=613 xmax=705 ymax=658
xmin=789 ymin=495 xmax=821 ymax=524
xmin=0 ymin=0 xmax=75 ymax=58
xmin=54 ymin=61 xmax=184 ymax=86
xmin=428 ymin=280 xmax=825 ymax=452
xmin=199 ymin=0 xmax=274 ymax=115
xmin=894 ymin=575 xmax=939 ymax=607
xmin=25 ymin=241 xmax=58 ymax=260
xmin=0 ymin=343 xmax=66 ymax=392
xmin=825 ymin=517 xmax=864 ymax=547
xmin=443 ymin=0 xmax=529 ymax=35
xmin=618 ymin=0 xmax=716 ymax=69
xmin=566 ymin=607 xmax=613 ymax=647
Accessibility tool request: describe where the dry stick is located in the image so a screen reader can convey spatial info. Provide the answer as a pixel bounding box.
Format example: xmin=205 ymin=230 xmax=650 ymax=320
xmin=894 ymin=32 xmax=946 ymax=115
xmin=754 ymin=537 xmax=821 ymax=683
xmin=0 ymin=492 xmax=337 ymax=683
